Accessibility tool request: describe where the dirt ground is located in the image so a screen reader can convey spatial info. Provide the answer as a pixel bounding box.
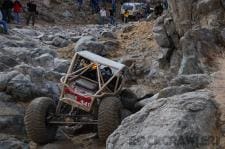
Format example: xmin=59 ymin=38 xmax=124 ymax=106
xmin=31 ymin=132 xmax=105 ymax=149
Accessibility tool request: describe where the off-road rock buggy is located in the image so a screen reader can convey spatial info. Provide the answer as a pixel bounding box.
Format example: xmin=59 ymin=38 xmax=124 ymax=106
xmin=24 ymin=51 xmax=136 ymax=144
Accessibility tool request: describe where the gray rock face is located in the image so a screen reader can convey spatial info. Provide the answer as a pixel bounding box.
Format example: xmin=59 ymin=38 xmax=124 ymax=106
xmin=6 ymin=73 xmax=35 ymax=101
xmin=0 ymin=55 xmax=19 ymax=68
xmin=0 ymin=137 xmax=28 ymax=149
xmin=122 ymin=25 xmax=134 ymax=33
xmin=71 ymin=36 xmax=82 ymax=42
xmin=1 ymin=47 xmax=32 ymax=64
xmin=129 ymin=85 xmax=154 ymax=99
xmin=12 ymin=65 xmax=61 ymax=101
xmin=0 ymin=92 xmax=13 ymax=102
xmin=74 ymin=36 xmax=95 ymax=50
xmin=101 ymin=31 xmax=117 ymax=39
xmin=168 ymin=0 xmax=225 ymax=36
xmin=30 ymin=48 xmax=57 ymax=58
xmin=100 ymin=40 xmax=119 ymax=51
xmin=135 ymin=93 xmax=159 ymax=110
xmin=53 ymin=58 xmax=70 ymax=73
xmin=34 ymin=53 xmax=54 ymax=68
xmin=153 ymin=0 xmax=225 ymax=76
xmin=1 ymin=66 xmax=60 ymax=102
xmin=63 ymin=10 xmax=73 ymax=18
xmin=179 ymin=29 xmax=221 ymax=74
xmin=219 ymin=28 xmax=225 ymax=47
xmin=0 ymin=24 xmax=123 ymax=145
xmin=170 ymin=74 xmax=211 ymax=89
xmin=12 ymin=28 xmax=41 ymax=37
xmin=178 ymin=55 xmax=204 ymax=75
xmin=74 ymin=36 xmax=107 ymax=56
xmin=107 ymin=90 xmax=219 ymax=149
xmin=157 ymin=85 xmax=194 ymax=99
xmin=153 ymin=16 xmax=172 ymax=48
xmin=0 ymin=100 xmax=25 ymax=134
xmin=52 ymin=36 xmax=70 ymax=48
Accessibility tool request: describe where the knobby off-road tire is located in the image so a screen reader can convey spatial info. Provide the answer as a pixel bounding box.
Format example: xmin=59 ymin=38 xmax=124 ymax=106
xmin=24 ymin=97 xmax=57 ymax=144
xmin=120 ymin=89 xmax=138 ymax=112
xmin=120 ymin=108 xmax=132 ymax=120
xmin=98 ymin=96 xmax=122 ymax=141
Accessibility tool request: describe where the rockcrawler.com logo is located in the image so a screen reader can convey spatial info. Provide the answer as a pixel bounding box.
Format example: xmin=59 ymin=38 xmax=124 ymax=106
xmin=128 ymin=134 xmax=220 ymax=146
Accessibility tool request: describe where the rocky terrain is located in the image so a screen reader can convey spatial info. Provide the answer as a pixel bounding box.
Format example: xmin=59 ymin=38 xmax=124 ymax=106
xmin=0 ymin=0 xmax=225 ymax=149
xmin=107 ymin=0 xmax=225 ymax=148
xmin=0 ymin=20 xmax=160 ymax=148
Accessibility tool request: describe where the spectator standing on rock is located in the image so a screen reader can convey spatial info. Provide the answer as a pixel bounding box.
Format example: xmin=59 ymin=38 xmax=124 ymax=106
xmin=77 ymin=0 xmax=83 ymax=11
xmin=123 ymin=9 xmax=129 ymax=23
xmin=0 ymin=9 xmax=8 ymax=33
xmin=91 ymin=0 xmax=99 ymax=14
xmin=99 ymin=7 xmax=106 ymax=24
xmin=2 ymin=0 xmax=13 ymax=23
xmin=163 ymin=0 xmax=168 ymax=10
xmin=111 ymin=0 xmax=116 ymax=14
xmin=154 ymin=2 xmax=163 ymax=17
xmin=26 ymin=0 xmax=37 ymax=26
xmin=13 ymin=0 xmax=22 ymax=24
xmin=109 ymin=9 xmax=115 ymax=25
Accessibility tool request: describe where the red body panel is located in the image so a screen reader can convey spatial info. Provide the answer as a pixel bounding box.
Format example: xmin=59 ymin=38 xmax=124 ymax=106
xmin=64 ymin=87 xmax=92 ymax=108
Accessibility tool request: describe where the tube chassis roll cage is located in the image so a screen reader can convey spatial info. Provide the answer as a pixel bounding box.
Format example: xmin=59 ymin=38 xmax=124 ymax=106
xmin=55 ymin=51 xmax=126 ymax=115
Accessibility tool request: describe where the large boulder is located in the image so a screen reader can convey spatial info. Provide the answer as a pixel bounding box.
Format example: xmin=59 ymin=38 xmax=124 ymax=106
xmin=178 ymin=29 xmax=221 ymax=74
xmin=74 ymin=36 xmax=107 ymax=56
xmin=1 ymin=47 xmax=32 ymax=64
xmin=0 ymin=71 xmax=19 ymax=91
xmin=34 ymin=53 xmax=54 ymax=68
xmin=129 ymin=85 xmax=154 ymax=99
xmin=52 ymin=36 xmax=70 ymax=48
xmin=0 ymin=55 xmax=18 ymax=68
xmin=0 ymin=92 xmax=13 ymax=102
xmin=135 ymin=93 xmax=159 ymax=110
xmin=0 ymin=137 xmax=28 ymax=149
xmin=30 ymin=48 xmax=57 ymax=58
xmin=107 ymin=90 xmax=219 ymax=149
xmin=168 ymin=0 xmax=225 ymax=36
xmin=14 ymin=65 xmax=61 ymax=100
xmin=170 ymin=74 xmax=211 ymax=89
xmin=0 ymin=100 xmax=25 ymax=134
xmin=53 ymin=58 xmax=70 ymax=73
xmin=6 ymin=73 xmax=36 ymax=101
xmin=153 ymin=0 xmax=225 ymax=76
xmin=153 ymin=16 xmax=172 ymax=48
xmin=101 ymin=31 xmax=117 ymax=39
xmin=12 ymin=28 xmax=41 ymax=37
xmin=157 ymin=85 xmax=193 ymax=99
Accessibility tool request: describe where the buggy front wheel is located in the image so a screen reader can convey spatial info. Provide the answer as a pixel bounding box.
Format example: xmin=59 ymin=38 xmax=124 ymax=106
xmin=24 ymin=97 xmax=58 ymax=144
xmin=98 ymin=96 xmax=122 ymax=141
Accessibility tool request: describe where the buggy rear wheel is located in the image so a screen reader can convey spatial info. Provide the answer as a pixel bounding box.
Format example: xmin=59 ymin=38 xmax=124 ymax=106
xmin=24 ymin=97 xmax=57 ymax=144
xmin=98 ymin=96 xmax=122 ymax=141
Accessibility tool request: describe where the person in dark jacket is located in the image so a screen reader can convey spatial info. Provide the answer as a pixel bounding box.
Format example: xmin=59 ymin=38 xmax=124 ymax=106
xmin=154 ymin=2 xmax=163 ymax=16
xmin=2 ymin=0 xmax=13 ymax=23
xmin=77 ymin=0 xmax=83 ymax=11
xmin=109 ymin=9 xmax=115 ymax=25
xmin=26 ymin=0 xmax=37 ymax=26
